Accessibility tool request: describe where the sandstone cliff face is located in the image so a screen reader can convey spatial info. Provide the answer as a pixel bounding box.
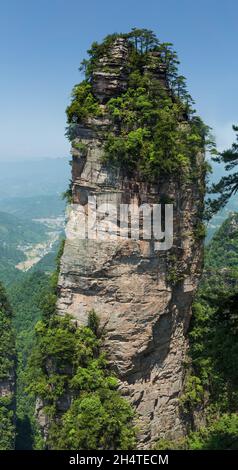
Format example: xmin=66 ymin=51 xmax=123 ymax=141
xmin=57 ymin=38 xmax=204 ymax=448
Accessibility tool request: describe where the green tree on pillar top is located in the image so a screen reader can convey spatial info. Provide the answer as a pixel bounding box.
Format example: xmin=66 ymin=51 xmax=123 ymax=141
xmin=128 ymin=28 xmax=159 ymax=53
xmin=208 ymin=125 xmax=238 ymax=216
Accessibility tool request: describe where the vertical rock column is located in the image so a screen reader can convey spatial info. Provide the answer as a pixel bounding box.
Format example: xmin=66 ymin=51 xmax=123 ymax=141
xmin=57 ymin=38 xmax=204 ymax=447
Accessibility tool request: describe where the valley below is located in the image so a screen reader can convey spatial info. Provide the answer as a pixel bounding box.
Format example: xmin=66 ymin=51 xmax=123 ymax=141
xmin=16 ymin=217 xmax=65 ymax=272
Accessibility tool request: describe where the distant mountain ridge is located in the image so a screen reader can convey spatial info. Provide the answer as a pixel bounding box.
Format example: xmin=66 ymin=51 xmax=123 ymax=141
xmin=0 ymin=158 xmax=70 ymax=198
xmin=0 ymin=195 xmax=66 ymax=220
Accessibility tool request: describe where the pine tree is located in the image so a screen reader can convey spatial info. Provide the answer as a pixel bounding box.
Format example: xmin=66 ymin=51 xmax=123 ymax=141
xmin=208 ymin=125 xmax=238 ymax=215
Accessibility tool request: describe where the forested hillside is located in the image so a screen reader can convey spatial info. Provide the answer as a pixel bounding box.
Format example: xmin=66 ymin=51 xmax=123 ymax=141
xmin=156 ymin=213 xmax=238 ymax=449
xmin=9 ymin=271 xmax=52 ymax=449
xmin=0 ymin=283 xmax=15 ymax=450
xmin=188 ymin=212 xmax=238 ymax=448
xmin=0 ymin=159 xmax=68 ymax=448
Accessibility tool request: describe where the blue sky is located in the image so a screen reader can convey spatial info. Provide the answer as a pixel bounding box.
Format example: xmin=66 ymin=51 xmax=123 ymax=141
xmin=0 ymin=0 xmax=237 ymax=161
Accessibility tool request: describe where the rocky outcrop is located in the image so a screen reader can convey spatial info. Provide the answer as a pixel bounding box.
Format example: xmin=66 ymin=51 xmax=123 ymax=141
xmin=92 ymin=38 xmax=129 ymax=103
xmin=0 ymin=375 xmax=15 ymax=399
xmin=57 ymin=38 xmax=205 ymax=448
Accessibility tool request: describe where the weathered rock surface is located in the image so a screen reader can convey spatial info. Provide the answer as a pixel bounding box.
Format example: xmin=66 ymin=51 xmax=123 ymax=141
xmin=57 ymin=38 xmax=204 ymax=448
xmin=0 ymin=375 xmax=14 ymax=399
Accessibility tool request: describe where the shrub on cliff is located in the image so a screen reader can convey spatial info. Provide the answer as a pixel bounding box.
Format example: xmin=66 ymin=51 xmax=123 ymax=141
xmin=66 ymin=81 xmax=101 ymax=125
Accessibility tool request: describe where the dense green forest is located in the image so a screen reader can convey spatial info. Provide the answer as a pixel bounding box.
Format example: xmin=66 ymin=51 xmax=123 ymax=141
xmin=9 ymin=271 xmax=53 ymax=449
xmin=0 ymin=283 xmax=15 ymax=450
xmin=186 ymin=213 xmax=238 ymax=448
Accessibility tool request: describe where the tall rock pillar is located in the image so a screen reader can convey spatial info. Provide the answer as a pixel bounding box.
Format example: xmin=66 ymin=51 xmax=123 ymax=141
xmin=57 ymin=38 xmax=205 ymax=447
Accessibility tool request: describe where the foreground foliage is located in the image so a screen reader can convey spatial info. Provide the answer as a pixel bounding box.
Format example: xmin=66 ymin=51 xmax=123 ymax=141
xmin=28 ymin=313 xmax=136 ymax=450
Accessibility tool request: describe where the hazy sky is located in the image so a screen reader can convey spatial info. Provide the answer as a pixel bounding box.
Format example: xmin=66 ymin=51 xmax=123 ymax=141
xmin=0 ymin=0 xmax=237 ymax=161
